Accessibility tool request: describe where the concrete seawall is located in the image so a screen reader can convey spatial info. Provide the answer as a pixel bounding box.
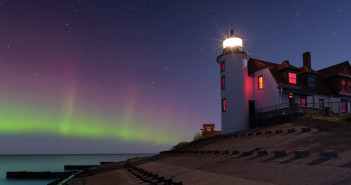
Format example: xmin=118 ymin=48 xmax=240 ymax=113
xmin=65 ymin=119 xmax=351 ymax=185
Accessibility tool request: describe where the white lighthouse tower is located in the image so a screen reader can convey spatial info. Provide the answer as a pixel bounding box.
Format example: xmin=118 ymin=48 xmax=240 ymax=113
xmin=217 ymin=30 xmax=250 ymax=134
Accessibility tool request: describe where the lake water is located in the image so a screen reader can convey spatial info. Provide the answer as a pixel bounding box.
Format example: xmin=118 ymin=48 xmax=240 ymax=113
xmin=0 ymin=154 xmax=153 ymax=185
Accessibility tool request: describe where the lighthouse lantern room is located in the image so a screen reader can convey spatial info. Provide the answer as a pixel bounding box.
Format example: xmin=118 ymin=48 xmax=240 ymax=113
xmin=223 ymin=30 xmax=243 ymax=50
xmin=222 ymin=30 xmax=244 ymax=54
xmin=217 ymin=30 xmax=250 ymax=134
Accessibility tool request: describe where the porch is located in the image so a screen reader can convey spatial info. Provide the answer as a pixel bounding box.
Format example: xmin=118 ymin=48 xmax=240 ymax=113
xmin=250 ymin=102 xmax=336 ymax=127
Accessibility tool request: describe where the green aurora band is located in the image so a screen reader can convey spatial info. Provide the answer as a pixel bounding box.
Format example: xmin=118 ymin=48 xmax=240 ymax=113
xmin=0 ymin=102 xmax=176 ymax=145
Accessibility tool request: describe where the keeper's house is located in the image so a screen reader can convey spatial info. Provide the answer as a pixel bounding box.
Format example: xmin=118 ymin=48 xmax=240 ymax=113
xmin=218 ymin=30 xmax=351 ymax=134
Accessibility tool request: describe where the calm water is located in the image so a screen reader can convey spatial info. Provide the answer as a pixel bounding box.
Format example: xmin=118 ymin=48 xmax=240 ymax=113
xmin=0 ymin=154 xmax=153 ymax=185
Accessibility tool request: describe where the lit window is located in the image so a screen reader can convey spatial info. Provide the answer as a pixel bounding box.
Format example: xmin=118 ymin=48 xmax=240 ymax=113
xmin=308 ymin=76 xmax=316 ymax=88
xmin=348 ymin=81 xmax=351 ymax=91
xmin=221 ymin=76 xmax=225 ymax=89
xmin=319 ymin=99 xmax=324 ymax=108
xmin=289 ymin=93 xmax=293 ymax=98
xmin=221 ymin=62 xmax=225 ymax=72
xmin=342 ymin=80 xmax=346 ymax=90
xmin=288 ymin=72 xmax=297 ymax=84
xmin=289 ymin=93 xmax=294 ymax=105
xmin=258 ymin=76 xmax=263 ymax=90
xmin=222 ymin=98 xmax=226 ymax=112
xmin=301 ymin=97 xmax=307 ymax=107
xmin=341 ymin=101 xmax=347 ymax=113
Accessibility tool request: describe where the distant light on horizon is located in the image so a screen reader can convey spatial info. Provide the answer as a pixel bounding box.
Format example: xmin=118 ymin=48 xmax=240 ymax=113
xmin=223 ymin=37 xmax=243 ymax=49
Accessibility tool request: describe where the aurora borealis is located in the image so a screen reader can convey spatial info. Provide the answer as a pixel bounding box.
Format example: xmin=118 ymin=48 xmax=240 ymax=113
xmin=1 ymin=0 xmax=351 ymax=153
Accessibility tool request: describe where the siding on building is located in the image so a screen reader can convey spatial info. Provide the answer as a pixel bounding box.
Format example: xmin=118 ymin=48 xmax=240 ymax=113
xmin=251 ymin=67 xmax=280 ymax=110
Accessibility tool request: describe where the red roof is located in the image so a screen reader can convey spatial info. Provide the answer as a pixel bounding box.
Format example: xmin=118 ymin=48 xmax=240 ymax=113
xmin=318 ymin=61 xmax=351 ymax=79
xmin=249 ymin=58 xmax=288 ymax=86
xmin=276 ymin=60 xmax=300 ymax=71
xmin=248 ymin=57 xmax=334 ymax=94
xmin=298 ymin=66 xmax=319 ymax=75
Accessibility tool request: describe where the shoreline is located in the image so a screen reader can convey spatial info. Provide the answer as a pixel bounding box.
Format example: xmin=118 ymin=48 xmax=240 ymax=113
xmin=65 ymin=119 xmax=351 ymax=185
xmin=0 ymin=154 xmax=150 ymax=185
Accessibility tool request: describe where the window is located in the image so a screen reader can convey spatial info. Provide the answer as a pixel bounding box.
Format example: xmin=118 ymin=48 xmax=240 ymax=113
xmin=289 ymin=93 xmax=294 ymax=105
xmin=341 ymin=101 xmax=347 ymax=113
xmin=258 ymin=76 xmax=263 ymax=90
xmin=207 ymin=127 xmax=211 ymax=131
xmin=342 ymin=80 xmax=346 ymax=90
xmin=289 ymin=93 xmax=293 ymax=98
xmin=221 ymin=62 xmax=225 ymax=72
xmin=221 ymin=76 xmax=225 ymax=89
xmin=222 ymin=98 xmax=226 ymax=112
xmin=288 ymin=72 xmax=297 ymax=84
xmin=348 ymin=81 xmax=351 ymax=91
xmin=301 ymin=97 xmax=307 ymax=107
xmin=308 ymin=76 xmax=316 ymax=88
xmin=319 ymin=99 xmax=324 ymax=108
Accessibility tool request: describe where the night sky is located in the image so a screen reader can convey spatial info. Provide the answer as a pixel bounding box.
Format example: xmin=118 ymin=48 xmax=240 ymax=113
xmin=0 ymin=0 xmax=351 ymax=154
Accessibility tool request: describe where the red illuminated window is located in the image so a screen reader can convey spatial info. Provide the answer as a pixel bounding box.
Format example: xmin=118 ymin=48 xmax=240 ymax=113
xmin=288 ymin=72 xmax=297 ymax=84
xmin=221 ymin=62 xmax=225 ymax=72
xmin=348 ymin=81 xmax=351 ymax=91
xmin=258 ymin=76 xmax=263 ymax=90
xmin=301 ymin=97 xmax=307 ymax=107
xmin=222 ymin=98 xmax=226 ymax=112
xmin=221 ymin=76 xmax=225 ymax=89
xmin=341 ymin=101 xmax=347 ymax=113
xmin=342 ymin=80 xmax=346 ymax=90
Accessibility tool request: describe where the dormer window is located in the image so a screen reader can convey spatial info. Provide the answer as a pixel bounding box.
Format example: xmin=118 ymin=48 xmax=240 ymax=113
xmin=342 ymin=80 xmax=346 ymax=90
xmin=288 ymin=72 xmax=297 ymax=84
xmin=308 ymin=76 xmax=316 ymax=88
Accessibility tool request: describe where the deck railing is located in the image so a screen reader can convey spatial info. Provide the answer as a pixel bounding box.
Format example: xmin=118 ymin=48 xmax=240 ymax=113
xmin=216 ymin=46 xmax=250 ymax=58
xmin=255 ymin=102 xmax=343 ymax=115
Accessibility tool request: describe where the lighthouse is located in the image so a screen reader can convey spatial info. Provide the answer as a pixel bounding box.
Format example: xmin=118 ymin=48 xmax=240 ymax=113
xmin=217 ymin=30 xmax=250 ymax=134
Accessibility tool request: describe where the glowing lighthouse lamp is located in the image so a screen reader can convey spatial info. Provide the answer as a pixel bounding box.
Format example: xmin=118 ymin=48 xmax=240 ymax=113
xmin=217 ymin=30 xmax=250 ymax=134
xmin=222 ymin=30 xmax=243 ymax=53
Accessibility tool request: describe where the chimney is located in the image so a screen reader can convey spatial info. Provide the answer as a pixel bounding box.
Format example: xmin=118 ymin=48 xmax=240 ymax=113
xmin=283 ymin=60 xmax=289 ymax=65
xmin=303 ymin=52 xmax=311 ymax=69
